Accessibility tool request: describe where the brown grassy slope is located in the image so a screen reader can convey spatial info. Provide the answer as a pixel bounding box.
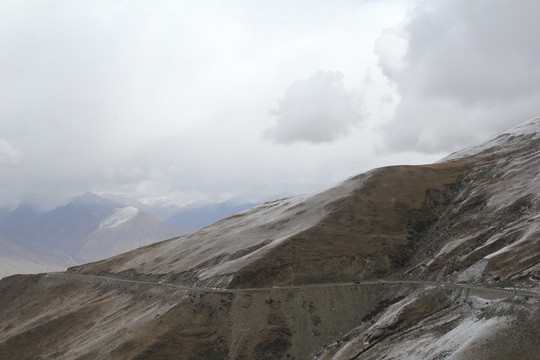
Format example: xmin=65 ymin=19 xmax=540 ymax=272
xmin=403 ymin=135 xmax=540 ymax=287
xmin=0 ymin=274 xmax=235 ymax=360
xmin=229 ymin=162 xmax=467 ymax=288
xmin=0 ymin=272 xmax=413 ymax=360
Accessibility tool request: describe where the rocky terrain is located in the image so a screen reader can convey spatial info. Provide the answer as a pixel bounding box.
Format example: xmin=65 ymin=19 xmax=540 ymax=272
xmin=0 ymin=117 xmax=538 ymax=359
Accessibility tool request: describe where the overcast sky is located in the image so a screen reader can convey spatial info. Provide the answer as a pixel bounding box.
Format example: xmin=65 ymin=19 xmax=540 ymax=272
xmin=1 ymin=0 xmax=539 ymax=210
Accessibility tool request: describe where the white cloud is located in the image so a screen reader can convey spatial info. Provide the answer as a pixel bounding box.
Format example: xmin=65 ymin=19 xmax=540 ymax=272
xmin=0 ymin=0 xmax=445 ymax=208
xmin=263 ymin=71 xmax=365 ymax=144
xmin=377 ymin=0 xmax=540 ymax=153
xmin=0 ymin=140 xmax=23 ymax=166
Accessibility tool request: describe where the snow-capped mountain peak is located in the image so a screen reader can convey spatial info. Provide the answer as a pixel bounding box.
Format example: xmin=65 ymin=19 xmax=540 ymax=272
xmin=98 ymin=207 xmax=139 ymax=230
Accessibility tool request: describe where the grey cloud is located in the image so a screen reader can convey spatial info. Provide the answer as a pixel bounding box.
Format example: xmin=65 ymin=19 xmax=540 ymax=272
xmin=0 ymin=1 xmax=416 ymax=208
xmin=263 ymin=71 xmax=364 ymax=144
xmin=377 ymin=0 xmax=540 ymax=153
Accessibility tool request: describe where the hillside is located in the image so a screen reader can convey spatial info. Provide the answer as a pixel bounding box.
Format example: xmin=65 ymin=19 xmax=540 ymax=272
xmin=0 ymin=117 xmax=538 ymax=359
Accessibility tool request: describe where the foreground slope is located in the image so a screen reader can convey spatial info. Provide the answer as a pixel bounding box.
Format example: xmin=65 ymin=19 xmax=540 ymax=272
xmin=0 ymin=117 xmax=538 ymax=359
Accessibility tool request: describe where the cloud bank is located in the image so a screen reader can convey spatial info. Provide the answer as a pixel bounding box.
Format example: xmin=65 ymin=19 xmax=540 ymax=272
xmin=4 ymin=1 xmax=537 ymax=209
xmin=264 ymin=71 xmax=364 ymax=144
xmin=377 ymin=0 xmax=540 ymax=153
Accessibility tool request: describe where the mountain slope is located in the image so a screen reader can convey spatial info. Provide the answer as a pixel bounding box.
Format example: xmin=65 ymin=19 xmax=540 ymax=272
xmin=4 ymin=192 xmax=122 ymax=256
xmin=407 ymin=118 xmax=540 ymax=287
xmin=72 ymin=162 xmax=467 ymax=289
xmin=0 ymin=203 xmax=42 ymax=238
xmin=0 ymin=117 xmax=538 ymax=359
xmin=79 ymin=210 xmax=188 ymax=262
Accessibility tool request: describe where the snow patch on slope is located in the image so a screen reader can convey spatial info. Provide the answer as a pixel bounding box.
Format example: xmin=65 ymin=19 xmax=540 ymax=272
xmin=99 ymin=207 xmax=139 ymax=230
xmin=385 ymin=316 xmax=508 ymax=359
xmin=484 ymin=214 xmax=540 ymax=259
xmin=456 ymin=259 xmax=488 ymax=283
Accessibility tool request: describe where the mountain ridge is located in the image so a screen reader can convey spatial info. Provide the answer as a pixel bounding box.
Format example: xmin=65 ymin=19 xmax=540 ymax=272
xmin=0 ymin=118 xmax=538 ymax=359
xmin=65 ymin=118 xmax=538 ymax=292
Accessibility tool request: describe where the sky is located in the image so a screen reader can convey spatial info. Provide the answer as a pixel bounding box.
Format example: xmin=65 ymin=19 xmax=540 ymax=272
xmin=1 ymin=0 xmax=539 ymax=210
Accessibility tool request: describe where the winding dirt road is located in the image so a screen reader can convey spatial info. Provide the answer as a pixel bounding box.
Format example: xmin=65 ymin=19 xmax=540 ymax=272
xmin=45 ymin=272 xmax=540 ymax=299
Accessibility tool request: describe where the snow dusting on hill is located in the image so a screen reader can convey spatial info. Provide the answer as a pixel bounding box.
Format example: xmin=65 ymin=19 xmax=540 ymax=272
xmin=99 ymin=207 xmax=139 ymax=230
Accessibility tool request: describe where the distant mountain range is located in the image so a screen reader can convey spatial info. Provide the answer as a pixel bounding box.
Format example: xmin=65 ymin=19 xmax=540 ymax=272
xmin=0 ymin=191 xmax=261 ymax=278
xmin=0 ymin=192 xmax=193 ymax=278
xmin=100 ymin=193 xmax=261 ymax=229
